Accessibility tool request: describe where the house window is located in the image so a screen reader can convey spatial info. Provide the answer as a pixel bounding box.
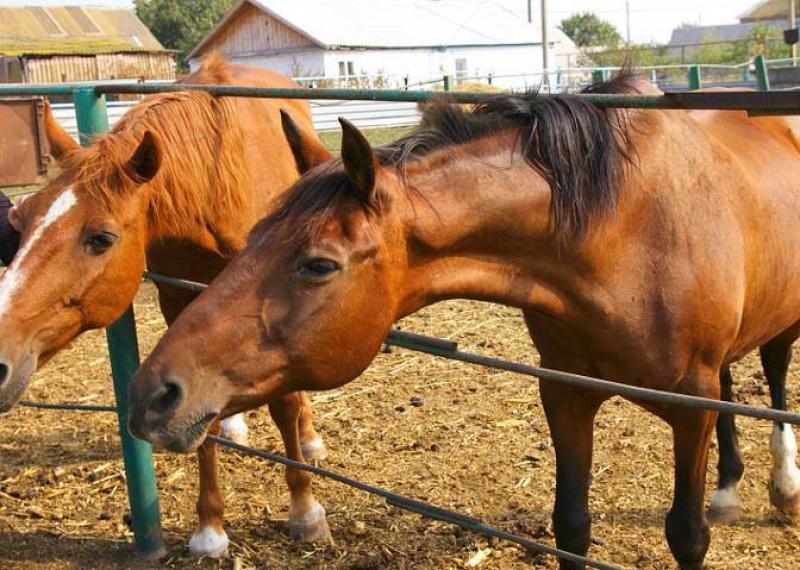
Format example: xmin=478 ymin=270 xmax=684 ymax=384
xmin=455 ymin=58 xmax=468 ymax=81
xmin=338 ymin=61 xmax=355 ymax=78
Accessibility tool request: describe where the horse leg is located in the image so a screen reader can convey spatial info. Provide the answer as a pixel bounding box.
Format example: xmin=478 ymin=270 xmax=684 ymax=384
xmin=664 ymin=404 xmax=716 ymax=570
xmin=155 ymin=291 xmax=230 ymax=557
xmin=708 ymin=366 xmax=745 ymax=523
xmin=189 ymin=421 xmax=229 ymax=558
xmin=268 ymin=392 xmax=331 ymax=542
xmin=761 ymin=338 xmax=800 ymax=512
xmin=221 ymin=391 xmax=325 ymax=457
xmin=541 ymin=383 xmax=604 ymax=569
xmin=297 ymin=390 xmax=328 ymax=461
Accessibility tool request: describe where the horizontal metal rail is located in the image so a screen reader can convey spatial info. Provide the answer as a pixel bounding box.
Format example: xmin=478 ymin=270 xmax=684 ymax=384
xmin=1 ymin=82 xmax=799 ymax=114
xmin=12 ymin=397 xmax=618 ymax=569
xmin=143 ymin=270 xmax=206 ymax=293
xmin=207 ymin=435 xmax=620 ymax=570
xmin=18 ymin=400 xmax=117 ymax=412
xmin=142 ymin=271 xmax=800 ymax=425
xmin=92 ymin=85 xmax=800 ymax=114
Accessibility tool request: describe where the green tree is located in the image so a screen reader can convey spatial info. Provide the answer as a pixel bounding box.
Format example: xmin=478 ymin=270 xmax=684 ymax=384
xmin=135 ymin=0 xmax=236 ymax=69
xmin=559 ymin=12 xmax=623 ymax=48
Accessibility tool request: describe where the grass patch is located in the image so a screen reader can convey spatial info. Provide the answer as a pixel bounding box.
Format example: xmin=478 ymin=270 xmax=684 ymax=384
xmin=319 ymin=125 xmax=416 ymax=153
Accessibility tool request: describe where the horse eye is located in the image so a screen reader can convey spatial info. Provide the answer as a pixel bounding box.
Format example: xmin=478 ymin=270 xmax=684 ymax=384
xmin=85 ymin=231 xmax=117 ymax=254
xmin=298 ymin=258 xmax=339 ymax=278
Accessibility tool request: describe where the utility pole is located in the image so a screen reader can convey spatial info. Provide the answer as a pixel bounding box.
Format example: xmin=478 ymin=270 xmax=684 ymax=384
xmin=792 ymin=0 xmax=797 ymax=64
xmin=527 ymin=0 xmax=532 ymax=23
xmin=626 ymin=0 xmax=631 ymax=44
xmin=541 ymin=0 xmax=549 ymax=73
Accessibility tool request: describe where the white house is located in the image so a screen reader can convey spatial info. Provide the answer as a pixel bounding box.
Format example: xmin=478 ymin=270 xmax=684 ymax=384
xmin=187 ymin=0 xmax=580 ymax=89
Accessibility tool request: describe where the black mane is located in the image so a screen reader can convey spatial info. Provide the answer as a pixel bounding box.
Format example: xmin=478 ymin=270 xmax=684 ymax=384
xmin=257 ymin=74 xmax=640 ymax=249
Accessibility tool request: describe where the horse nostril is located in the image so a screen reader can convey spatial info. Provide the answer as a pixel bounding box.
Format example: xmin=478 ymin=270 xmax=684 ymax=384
xmin=0 ymin=363 xmax=9 ymax=387
xmin=148 ymin=379 xmax=183 ymax=418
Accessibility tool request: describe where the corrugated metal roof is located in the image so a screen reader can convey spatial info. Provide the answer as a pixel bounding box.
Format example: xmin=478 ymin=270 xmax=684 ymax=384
xmin=191 ymin=0 xmax=570 ymax=58
xmin=0 ymin=6 xmax=167 ymax=56
xmin=668 ymin=23 xmax=761 ymax=47
xmin=739 ymin=0 xmax=792 ymax=23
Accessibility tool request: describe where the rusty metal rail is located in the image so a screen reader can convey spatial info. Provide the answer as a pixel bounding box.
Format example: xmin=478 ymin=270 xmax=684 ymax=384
xmin=143 ymin=270 xmax=800 ymax=426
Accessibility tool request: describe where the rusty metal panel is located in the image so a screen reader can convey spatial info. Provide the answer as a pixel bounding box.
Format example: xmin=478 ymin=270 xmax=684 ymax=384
xmin=0 ymin=97 xmax=48 ymax=187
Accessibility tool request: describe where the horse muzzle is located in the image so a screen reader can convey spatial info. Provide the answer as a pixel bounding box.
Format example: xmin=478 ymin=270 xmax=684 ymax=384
xmin=0 ymin=352 xmax=36 ymax=413
xmin=127 ymin=373 xmax=218 ymax=453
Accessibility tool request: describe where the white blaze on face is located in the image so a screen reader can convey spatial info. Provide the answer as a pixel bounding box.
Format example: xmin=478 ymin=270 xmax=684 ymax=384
xmin=0 ymin=188 xmax=78 ymax=320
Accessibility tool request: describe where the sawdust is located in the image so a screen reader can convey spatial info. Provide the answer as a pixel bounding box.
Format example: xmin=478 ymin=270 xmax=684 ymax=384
xmin=0 ymin=283 xmax=798 ymax=569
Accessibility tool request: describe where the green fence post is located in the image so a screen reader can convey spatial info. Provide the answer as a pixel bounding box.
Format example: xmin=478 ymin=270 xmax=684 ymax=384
xmin=755 ymin=54 xmax=770 ymax=91
xmin=688 ymin=65 xmax=701 ymax=90
xmin=73 ymin=87 xmax=166 ymax=561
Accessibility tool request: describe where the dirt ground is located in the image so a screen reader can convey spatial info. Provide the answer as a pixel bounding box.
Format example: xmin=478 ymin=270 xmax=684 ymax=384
xmin=3 ymin=125 xmax=800 ymax=569
xmin=1 ymin=282 xmax=799 ymax=570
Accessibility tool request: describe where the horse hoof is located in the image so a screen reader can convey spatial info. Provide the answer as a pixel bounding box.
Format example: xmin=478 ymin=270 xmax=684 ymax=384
xmin=189 ymin=526 xmax=229 ymax=558
xmin=707 ymin=503 xmax=742 ymax=525
xmin=220 ymin=414 xmax=249 ymax=446
xmin=707 ymin=488 xmax=743 ymax=525
xmin=769 ymin=479 xmax=800 ymax=514
xmin=290 ymin=502 xmax=331 ymax=543
xmin=301 ymin=436 xmax=329 ymax=461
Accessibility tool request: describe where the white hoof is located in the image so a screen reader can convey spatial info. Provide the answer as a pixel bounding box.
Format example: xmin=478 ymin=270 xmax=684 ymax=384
xmin=770 ymin=424 xmax=800 ymax=513
xmin=289 ymin=501 xmax=331 ymax=543
xmin=301 ymin=436 xmax=329 ymax=461
xmin=189 ymin=526 xmax=229 ymax=558
xmin=220 ymin=413 xmax=249 ymax=446
xmin=707 ymin=487 xmax=743 ymax=524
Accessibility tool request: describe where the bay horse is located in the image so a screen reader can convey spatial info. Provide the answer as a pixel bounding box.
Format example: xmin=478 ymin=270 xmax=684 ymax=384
xmin=0 ymin=55 xmax=333 ymax=557
xmin=128 ymin=76 xmax=800 ymax=568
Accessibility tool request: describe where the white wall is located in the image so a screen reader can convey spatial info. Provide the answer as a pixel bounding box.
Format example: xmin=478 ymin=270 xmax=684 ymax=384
xmin=322 ymin=44 xmax=558 ymax=89
xmin=190 ymin=43 xmax=584 ymax=90
xmin=189 ymin=49 xmax=325 ymax=77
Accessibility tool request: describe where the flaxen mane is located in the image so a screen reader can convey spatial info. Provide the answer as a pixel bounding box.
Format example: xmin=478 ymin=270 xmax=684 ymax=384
xmin=59 ymin=56 xmax=251 ymax=242
xmin=258 ymin=74 xmax=641 ymax=249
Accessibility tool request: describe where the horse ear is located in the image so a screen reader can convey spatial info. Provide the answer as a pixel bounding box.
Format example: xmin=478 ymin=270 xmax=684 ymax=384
xmin=43 ymin=100 xmax=79 ymax=162
xmin=123 ymin=131 xmax=161 ymax=184
xmin=339 ymin=117 xmax=378 ymax=203
xmin=280 ymin=110 xmax=332 ymax=174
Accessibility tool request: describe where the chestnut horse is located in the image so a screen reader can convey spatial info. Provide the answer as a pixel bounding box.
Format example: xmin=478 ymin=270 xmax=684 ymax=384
xmin=129 ymin=77 xmax=800 ymax=568
xmin=0 ymin=55 xmax=333 ymax=556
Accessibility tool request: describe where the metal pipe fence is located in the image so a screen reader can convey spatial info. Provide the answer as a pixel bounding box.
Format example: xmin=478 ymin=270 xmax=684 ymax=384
xmin=14 ymin=394 xmax=620 ymax=570
xmin=3 ymin=71 xmax=800 ymax=566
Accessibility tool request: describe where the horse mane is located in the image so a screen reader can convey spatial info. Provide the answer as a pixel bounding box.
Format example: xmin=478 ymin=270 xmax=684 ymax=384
xmin=259 ymin=74 xmax=641 ymax=249
xmin=60 ymin=55 xmax=251 ymax=244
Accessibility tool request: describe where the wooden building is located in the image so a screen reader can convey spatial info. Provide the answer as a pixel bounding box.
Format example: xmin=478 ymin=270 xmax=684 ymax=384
xmin=0 ymin=6 xmax=175 ymax=84
xmin=187 ymin=0 xmax=579 ymax=90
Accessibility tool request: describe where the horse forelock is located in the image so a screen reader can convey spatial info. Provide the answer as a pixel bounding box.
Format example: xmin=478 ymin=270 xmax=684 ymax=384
xmin=252 ymin=160 xmax=362 ymax=251
xmin=60 ymin=91 xmax=252 ymax=239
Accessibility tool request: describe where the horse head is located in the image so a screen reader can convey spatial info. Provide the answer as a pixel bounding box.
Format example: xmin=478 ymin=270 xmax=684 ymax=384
xmin=0 ymin=106 xmax=161 ymax=411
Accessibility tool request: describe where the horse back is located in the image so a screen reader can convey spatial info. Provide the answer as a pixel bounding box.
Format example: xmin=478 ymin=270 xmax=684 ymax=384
xmin=181 ymin=54 xmax=316 ymax=218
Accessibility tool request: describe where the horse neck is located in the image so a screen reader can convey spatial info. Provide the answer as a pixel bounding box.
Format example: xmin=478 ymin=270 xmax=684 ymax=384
xmin=123 ymin=99 xmax=256 ymax=256
xmin=393 ymin=144 xmax=605 ymax=319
